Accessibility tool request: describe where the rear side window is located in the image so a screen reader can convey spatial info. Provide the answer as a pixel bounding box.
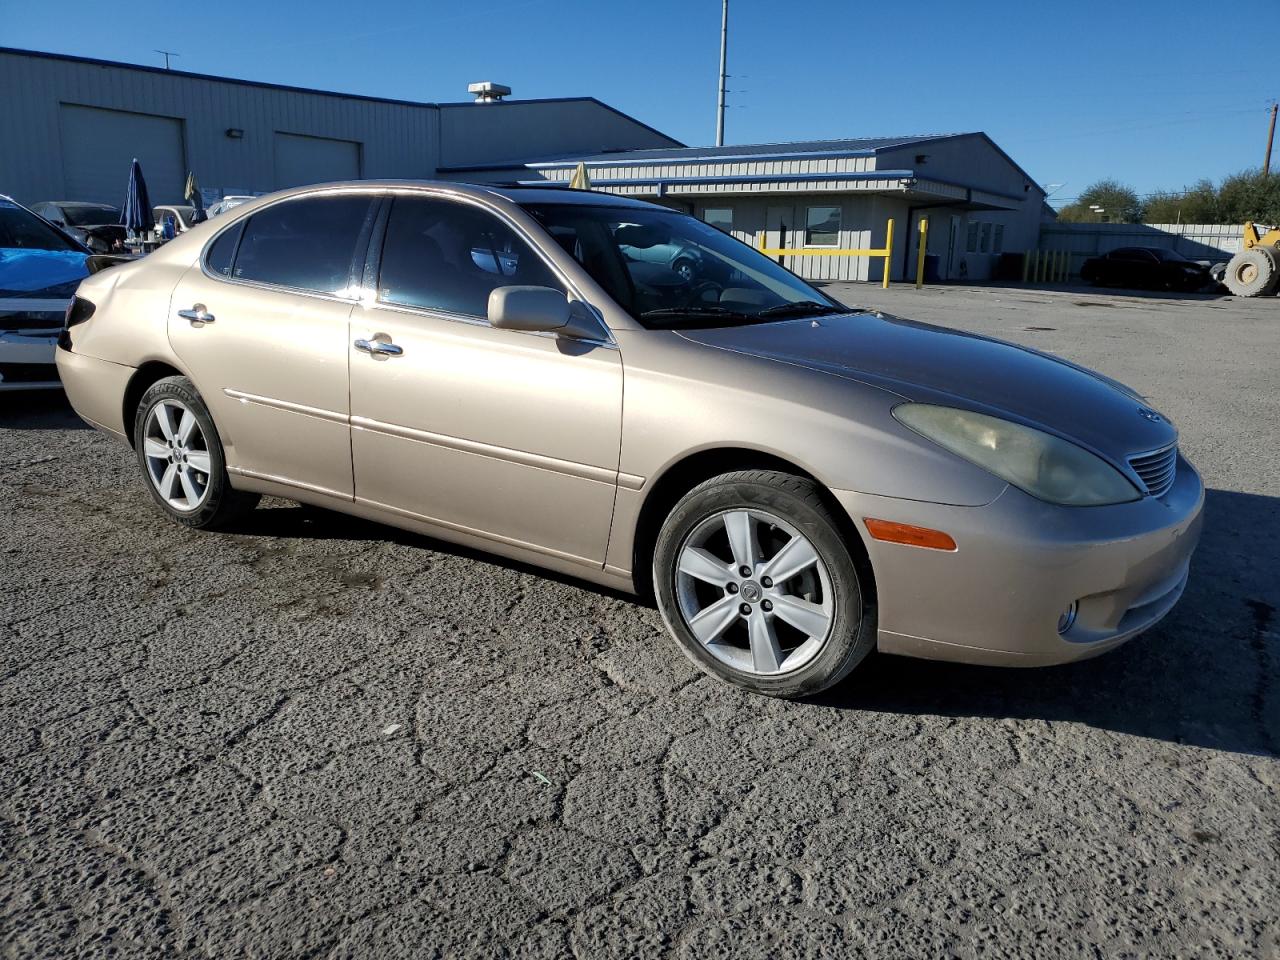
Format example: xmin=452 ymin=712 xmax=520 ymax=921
xmin=230 ymin=195 xmax=372 ymax=294
xmin=205 ymin=222 xmax=243 ymax=277
xmin=378 ymin=196 xmax=561 ymax=318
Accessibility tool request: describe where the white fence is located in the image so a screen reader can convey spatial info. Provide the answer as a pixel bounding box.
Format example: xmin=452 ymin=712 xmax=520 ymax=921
xmin=1038 ymin=223 xmax=1249 ymax=276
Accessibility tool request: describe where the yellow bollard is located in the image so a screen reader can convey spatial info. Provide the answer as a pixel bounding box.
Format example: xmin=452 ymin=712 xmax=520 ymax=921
xmin=915 ymin=218 xmax=929 ymax=289
xmin=882 ymin=218 xmax=895 ymax=288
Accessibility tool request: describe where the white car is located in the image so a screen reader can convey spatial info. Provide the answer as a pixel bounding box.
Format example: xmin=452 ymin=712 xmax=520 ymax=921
xmin=0 ymin=195 xmax=91 ymax=390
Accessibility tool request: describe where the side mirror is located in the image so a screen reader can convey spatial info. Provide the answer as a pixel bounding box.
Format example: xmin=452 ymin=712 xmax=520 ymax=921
xmin=488 ymin=285 xmax=603 ymax=341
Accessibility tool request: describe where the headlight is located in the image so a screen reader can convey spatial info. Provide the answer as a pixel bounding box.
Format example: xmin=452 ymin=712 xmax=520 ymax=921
xmin=894 ymin=403 xmax=1140 ymax=506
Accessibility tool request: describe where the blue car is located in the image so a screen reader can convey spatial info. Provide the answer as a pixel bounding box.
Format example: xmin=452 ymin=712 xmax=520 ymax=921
xmin=0 ymin=195 xmax=90 ymax=390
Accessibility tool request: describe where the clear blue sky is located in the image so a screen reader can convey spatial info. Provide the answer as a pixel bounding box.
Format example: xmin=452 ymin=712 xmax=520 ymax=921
xmin=3 ymin=0 xmax=1275 ymax=204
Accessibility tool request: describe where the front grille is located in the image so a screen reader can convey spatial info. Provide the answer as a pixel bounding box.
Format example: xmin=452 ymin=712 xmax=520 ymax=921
xmin=1129 ymin=444 xmax=1177 ymax=498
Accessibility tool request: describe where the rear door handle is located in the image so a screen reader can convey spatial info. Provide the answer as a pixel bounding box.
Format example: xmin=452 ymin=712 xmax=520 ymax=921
xmin=354 ymin=337 xmax=403 ymax=357
xmin=177 ymin=304 xmax=215 ymax=324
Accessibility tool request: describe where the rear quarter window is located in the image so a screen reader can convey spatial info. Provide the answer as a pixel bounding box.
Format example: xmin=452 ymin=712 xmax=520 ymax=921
xmin=204 ymin=222 xmax=244 ymax=277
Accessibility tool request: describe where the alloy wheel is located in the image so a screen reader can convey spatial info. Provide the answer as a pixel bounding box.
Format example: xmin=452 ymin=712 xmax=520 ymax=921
xmin=674 ymin=508 xmax=834 ymax=677
xmin=142 ymin=399 xmax=212 ymax=512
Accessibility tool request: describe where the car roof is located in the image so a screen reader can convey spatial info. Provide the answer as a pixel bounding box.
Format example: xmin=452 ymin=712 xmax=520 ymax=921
xmin=43 ymin=201 xmax=119 ymax=208
xmin=255 ymin=180 xmax=663 ymax=212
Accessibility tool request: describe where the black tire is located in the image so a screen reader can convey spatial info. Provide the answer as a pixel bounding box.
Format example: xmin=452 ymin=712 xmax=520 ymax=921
xmin=132 ymin=375 xmax=259 ymax=529
xmin=1223 ymin=248 xmax=1279 ymax=297
xmin=653 ymin=469 xmax=876 ymax=699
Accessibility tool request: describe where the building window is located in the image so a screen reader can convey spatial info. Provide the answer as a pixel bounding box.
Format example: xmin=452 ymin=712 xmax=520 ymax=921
xmin=966 ymin=221 xmax=979 ymax=254
xmin=979 ymin=222 xmax=993 ymax=254
xmin=702 ymin=208 xmax=733 ymax=233
xmin=993 ymin=224 xmax=1005 ymax=254
xmin=804 ymin=206 xmax=841 ymax=247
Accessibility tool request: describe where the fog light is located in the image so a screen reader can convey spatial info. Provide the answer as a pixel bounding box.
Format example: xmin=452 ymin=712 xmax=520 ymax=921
xmin=1057 ymin=602 xmax=1079 ymax=635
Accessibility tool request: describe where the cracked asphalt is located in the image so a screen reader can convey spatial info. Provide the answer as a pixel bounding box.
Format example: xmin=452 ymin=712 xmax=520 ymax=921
xmin=2 ymin=284 xmax=1278 ymax=958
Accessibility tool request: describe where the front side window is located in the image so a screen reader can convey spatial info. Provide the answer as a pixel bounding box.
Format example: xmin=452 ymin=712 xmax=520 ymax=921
xmin=703 ymin=208 xmax=734 ymax=233
xmin=804 ymin=206 xmax=841 ymax=247
xmin=230 ymin=194 xmax=372 ymax=294
xmin=522 ymin=203 xmax=842 ymax=330
xmin=378 ymin=196 xmax=561 ymax=318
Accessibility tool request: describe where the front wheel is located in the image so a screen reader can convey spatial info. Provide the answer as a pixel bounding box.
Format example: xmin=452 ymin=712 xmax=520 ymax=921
xmin=133 ymin=376 xmax=259 ymax=529
xmin=653 ymin=470 xmax=876 ymax=698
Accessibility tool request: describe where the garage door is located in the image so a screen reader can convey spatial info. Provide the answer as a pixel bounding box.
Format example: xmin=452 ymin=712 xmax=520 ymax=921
xmin=59 ymin=104 xmax=186 ymax=205
xmin=273 ymin=133 xmax=360 ymax=189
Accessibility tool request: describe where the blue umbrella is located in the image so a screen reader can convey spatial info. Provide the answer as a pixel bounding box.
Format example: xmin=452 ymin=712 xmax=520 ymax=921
xmin=120 ymin=158 xmax=154 ymax=236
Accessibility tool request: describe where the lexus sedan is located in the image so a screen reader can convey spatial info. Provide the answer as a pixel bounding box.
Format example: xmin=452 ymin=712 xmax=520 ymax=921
xmin=1080 ymin=246 xmax=1210 ymax=291
xmin=57 ymin=182 xmax=1204 ymax=698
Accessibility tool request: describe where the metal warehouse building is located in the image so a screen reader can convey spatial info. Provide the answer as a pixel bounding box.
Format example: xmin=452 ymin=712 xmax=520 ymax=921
xmin=2 ymin=46 xmax=1045 ymax=285
xmin=0 ymin=47 xmax=680 ymax=211
xmin=449 ymin=136 xmax=1048 ymax=283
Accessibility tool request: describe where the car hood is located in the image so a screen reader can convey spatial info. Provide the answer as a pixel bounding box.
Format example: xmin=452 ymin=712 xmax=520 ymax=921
xmin=677 ymin=310 xmax=1177 ymax=464
xmin=0 ymin=248 xmax=89 ymax=299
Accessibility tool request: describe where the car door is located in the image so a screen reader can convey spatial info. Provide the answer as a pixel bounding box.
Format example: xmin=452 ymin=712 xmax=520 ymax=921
xmin=168 ymin=191 xmax=377 ymax=499
xmin=348 ymin=193 xmax=622 ymax=566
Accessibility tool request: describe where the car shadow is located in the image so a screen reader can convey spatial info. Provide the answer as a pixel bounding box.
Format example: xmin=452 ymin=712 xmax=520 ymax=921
xmin=214 ymin=488 xmax=1278 ymax=756
xmin=817 ymin=488 xmax=1280 ymax=757
xmin=0 ymin=391 xmax=90 ymax=430
xmin=217 ymin=503 xmax=638 ymax=603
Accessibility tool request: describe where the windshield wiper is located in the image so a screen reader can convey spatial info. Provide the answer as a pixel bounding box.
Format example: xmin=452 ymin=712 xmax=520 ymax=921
xmin=755 ymin=300 xmax=847 ymax=319
xmin=639 ymin=306 xmax=758 ymax=327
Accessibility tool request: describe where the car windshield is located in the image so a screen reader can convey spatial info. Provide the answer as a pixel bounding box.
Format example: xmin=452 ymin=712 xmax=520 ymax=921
xmin=520 ymin=203 xmax=847 ymax=328
xmin=1152 ymin=248 xmax=1189 ymax=262
xmin=0 ymin=202 xmax=83 ymax=251
xmin=61 ymin=204 xmax=121 ymax=227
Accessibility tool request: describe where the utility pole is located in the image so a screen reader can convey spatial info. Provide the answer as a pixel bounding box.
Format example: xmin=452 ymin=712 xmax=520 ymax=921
xmin=155 ymin=49 xmax=180 ymax=70
xmin=1265 ymin=101 xmax=1277 ymax=176
xmin=715 ymin=0 xmax=728 ymax=147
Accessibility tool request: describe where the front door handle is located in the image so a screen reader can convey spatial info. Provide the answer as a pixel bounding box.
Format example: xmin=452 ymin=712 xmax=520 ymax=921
xmin=177 ymin=304 xmax=215 ymax=325
xmin=354 ymin=337 xmax=403 ymax=357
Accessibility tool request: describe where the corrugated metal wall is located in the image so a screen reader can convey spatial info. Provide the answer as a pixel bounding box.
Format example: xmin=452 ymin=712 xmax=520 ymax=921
xmin=0 ymin=50 xmax=440 ymax=204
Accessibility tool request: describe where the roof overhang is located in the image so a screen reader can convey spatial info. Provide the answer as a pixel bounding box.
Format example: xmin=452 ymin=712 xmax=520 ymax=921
xmin=509 ymin=172 xmax=1022 ymax=209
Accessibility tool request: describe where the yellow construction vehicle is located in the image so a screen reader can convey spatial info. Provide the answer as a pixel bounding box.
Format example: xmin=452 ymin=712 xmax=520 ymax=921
xmin=1222 ymin=221 xmax=1280 ymax=296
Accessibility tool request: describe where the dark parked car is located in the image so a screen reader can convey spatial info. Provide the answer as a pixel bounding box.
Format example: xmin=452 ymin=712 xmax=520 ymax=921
xmin=1080 ymin=246 xmax=1210 ymax=291
xmin=31 ymin=201 xmax=127 ymax=253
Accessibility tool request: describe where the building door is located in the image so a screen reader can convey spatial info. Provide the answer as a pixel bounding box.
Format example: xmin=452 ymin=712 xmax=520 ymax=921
xmin=348 ymin=194 xmax=623 ymax=566
xmin=273 ymin=133 xmax=361 ymax=189
xmin=59 ymin=104 xmax=186 ymax=204
xmin=765 ymin=204 xmax=795 ymax=269
xmin=947 ymin=215 xmax=961 ymax=279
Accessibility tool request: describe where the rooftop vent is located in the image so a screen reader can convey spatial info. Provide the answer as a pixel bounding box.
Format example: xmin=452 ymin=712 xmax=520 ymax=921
xmin=468 ymin=82 xmax=512 ymax=103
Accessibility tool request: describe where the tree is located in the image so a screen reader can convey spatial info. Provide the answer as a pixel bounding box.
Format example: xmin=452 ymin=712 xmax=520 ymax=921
xmin=1216 ymin=169 xmax=1280 ymax=225
xmin=1057 ymin=179 xmax=1144 ymax=223
xmin=1142 ymin=179 xmax=1220 ymax=224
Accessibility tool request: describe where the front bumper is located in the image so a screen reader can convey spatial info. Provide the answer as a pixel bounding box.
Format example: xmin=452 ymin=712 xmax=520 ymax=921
xmin=834 ymin=454 xmax=1204 ymax=666
xmin=0 ymin=330 xmax=60 ymax=390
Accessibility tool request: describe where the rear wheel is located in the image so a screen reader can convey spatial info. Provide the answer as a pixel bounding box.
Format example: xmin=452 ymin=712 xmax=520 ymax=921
xmin=1223 ymin=248 xmax=1279 ymax=297
xmin=653 ymin=470 xmax=876 ymax=698
xmin=133 ymin=376 xmax=259 ymax=529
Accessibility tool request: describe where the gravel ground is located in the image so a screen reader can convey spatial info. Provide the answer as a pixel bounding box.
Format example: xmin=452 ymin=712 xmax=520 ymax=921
xmin=2 ymin=284 xmax=1277 ymax=959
